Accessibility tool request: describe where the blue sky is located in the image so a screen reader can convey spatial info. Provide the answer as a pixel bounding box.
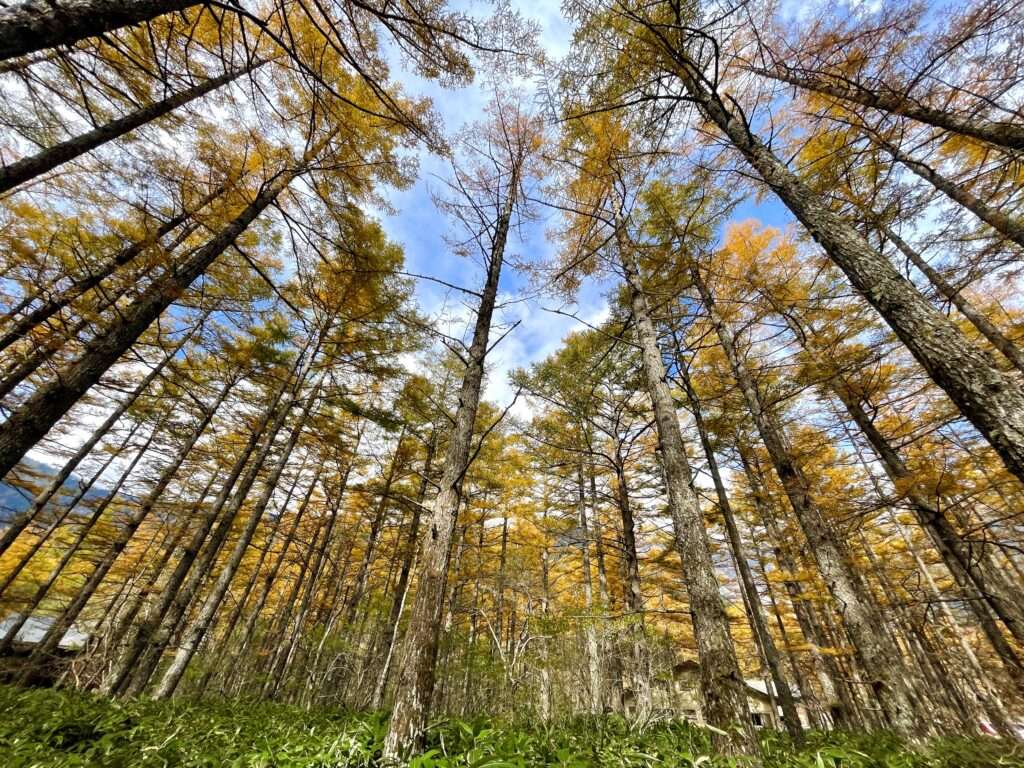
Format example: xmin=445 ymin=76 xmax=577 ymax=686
xmin=379 ymin=0 xmax=800 ymax=411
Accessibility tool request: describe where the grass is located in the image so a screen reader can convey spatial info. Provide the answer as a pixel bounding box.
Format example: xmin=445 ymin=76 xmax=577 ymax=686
xmin=0 ymin=684 xmax=1021 ymax=767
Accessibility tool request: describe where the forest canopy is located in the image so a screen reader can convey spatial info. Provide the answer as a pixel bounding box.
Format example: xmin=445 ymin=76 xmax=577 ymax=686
xmin=0 ymin=0 xmax=1022 ymax=765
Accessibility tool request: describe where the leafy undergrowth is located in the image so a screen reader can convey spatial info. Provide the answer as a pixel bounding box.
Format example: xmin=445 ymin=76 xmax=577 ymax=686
xmin=1 ymin=685 xmax=1021 ymax=767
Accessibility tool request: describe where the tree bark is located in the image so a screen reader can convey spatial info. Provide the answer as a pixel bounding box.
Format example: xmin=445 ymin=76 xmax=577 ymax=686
xmin=382 ymin=160 xmax=515 ymax=761
xmin=0 ymin=0 xmax=203 ymax=61
xmin=617 ymin=234 xmax=757 ymax=755
xmin=875 ymin=137 xmax=1024 ymax=249
xmin=29 ymin=373 xmax=237 ymax=671
xmin=0 ymin=132 xmax=332 ymax=479
xmin=662 ymin=41 xmax=1024 ymax=486
xmin=0 ymin=185 xmax=222 ymax=355
xmin=875 ymin=221 xmax=1024 ymax=373
xmin=576 ymin=461 xmax=604 ymax=714
xmin=688 ymin=261 xmax=923 ymax=735
xmin=372 ymin=430 xmax=436 ymax=710
xmin=677 ymin=361 xmax=804 ymax=742
xmin=151 ymin=378 xmax=322 ymax=699
xmin=0 ymin=322 xmax=196 ymax=559
xmin=102 ymin=345 xmax=306 ymax=696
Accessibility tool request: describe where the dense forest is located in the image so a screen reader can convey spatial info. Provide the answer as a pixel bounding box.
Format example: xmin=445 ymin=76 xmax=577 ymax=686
xmin=0 ymin=0 xmax=1022 ymax=765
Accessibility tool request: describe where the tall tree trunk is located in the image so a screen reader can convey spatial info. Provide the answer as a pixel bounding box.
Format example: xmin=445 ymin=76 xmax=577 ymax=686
xmin=663 ymin=41 xmax=1024 ymax=485
xmin=538 ymin=503 xmax=552 ymax=721
xmin=576 ymin=461 xmax=604 ymax=714
xmin=151 ymin=378 xmax=322 ymax=699
xmin=230 ymin=464 xmax=324 ymax=695
xmin=101 ymin=344 xmax=308 ymax=696
xmin=0 ymin=0 xmax=204 ymax=61
xmin=0 ymin=421 xmax=146 ymax=655
xmin=0 ymin=265 xmax=153 ymax=400
xmin=346 ymin=427 xmax=405 ymax=623
xmin=14 ymin=422 xmax=158 ymax=675
xmin=45 ymin=374 xmax=239 ymax=684
xmin=588 ymin=464 xmax=610 ymax=605
xmin=677 ymin=361 xmax=804 ymax=742
xmin=874 ymin=137 xmax=1024 ymax=249
xmin=0 ymin=65 xmax=259 ymax=194
xmin=617 ymin=234 xmax=757 ymax=755
xmin=777 ymin=307 xmax=1024 ymax=654
xmin=0 ymin=423 xmax=129 ymax=601
xmin=612 ymin=458 xmax=643 ymax=626
xmin=749 ymin=65 xmax=1024 ymax=151
xmin=738 ymin=443 xmax=870 ymax=730
xmin=0 ymin=322 xmax=196 ymax=559
xmin=688 ymin=261 xmax=923 ymax=735
xmin=0 ymin=184 xmax=223 ymax=354
xmin=0 ymin=133 xmax=332 ymax=479
xmin=383 ymin=162 xmax=515 ymax=761
xmin=372 ymin=431 xmax=436 ymax=710
xmin=871 ymin=220 xmax=1024 ymax=373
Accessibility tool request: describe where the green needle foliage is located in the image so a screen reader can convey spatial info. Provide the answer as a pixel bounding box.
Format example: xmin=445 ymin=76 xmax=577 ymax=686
xmin=1 ymin=685 xmax=1021 ymax=768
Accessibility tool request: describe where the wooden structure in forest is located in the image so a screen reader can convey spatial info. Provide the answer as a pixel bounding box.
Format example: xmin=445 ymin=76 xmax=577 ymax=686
xmin=664 ymin=660 xmax=817 ymax=730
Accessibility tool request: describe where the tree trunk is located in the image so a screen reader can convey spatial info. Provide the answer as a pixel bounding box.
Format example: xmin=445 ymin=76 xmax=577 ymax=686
xmin=229 ymin=464 xmax=324 ymax=696
xmin=101 ymin=345 xmax=307 ymax=696
xmin=741 ymin=449 xmax=859 ymax=728
xmin=0 ymin=184 xmax=223 ymax=354
xmin=677 ymin=361 xmax=804 ymax=742
xmin=15 ymin=422 xmax=159 ymax=675
xmin=688 ymin=261 xmax=923 ymax=735
xmin=750 ymin=66 xmax=1024 ymax=151
xmin=346 ymin=427 xmax=405 ymax=623
xmin=665 ymin=43 xmax=1024 ymax=485
xmin=372 ymin=431 xmax=436 ymax=710
xmin=0 ymin=65 xmax=259 ymax=194
xmin=0 ymin=322 xmax=196 ymax=559
xmin=576 ymin=461 xmax=604 ymax=714
xmin=588 ymin=464 xmax=610 ymax=604
xmin=382 ymin=163 xmax=515 ymax=761
xmin=0 ymin=133 xmax=332 ymax=479
xmin=151 ymin=378 xmax=322 ymax=699
xmin=0 ymin=0 xmax=202 ymax=61
xmin=875 ymin=137 xmax=1024 ymax=249
xmin=51 ymin=375 xmax=239 ymax=687
xmin=875 ymin=221 xmax=1024 ymax=372
xmin=618 ymin=235 xmax=757 ymax=755
xmin=0 ymin=424 xmax=129 ymax=601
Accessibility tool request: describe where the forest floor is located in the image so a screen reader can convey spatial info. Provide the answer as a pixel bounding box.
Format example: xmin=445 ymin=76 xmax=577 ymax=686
xmin=1 ymin=684 xmax=1021 ymax=767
